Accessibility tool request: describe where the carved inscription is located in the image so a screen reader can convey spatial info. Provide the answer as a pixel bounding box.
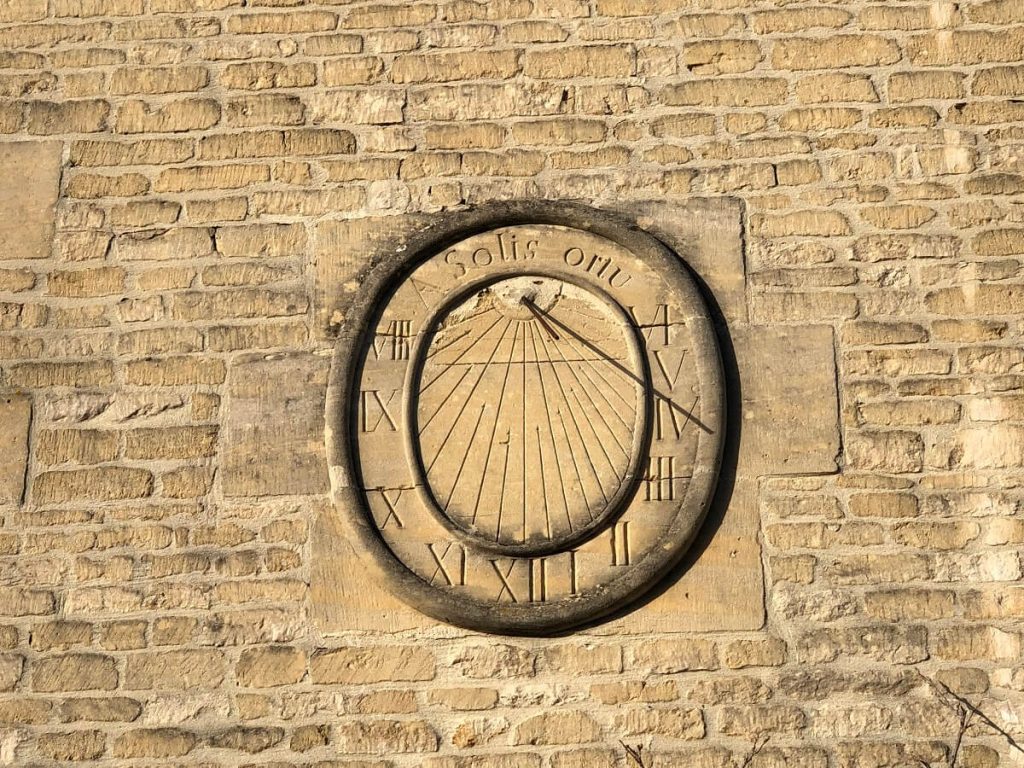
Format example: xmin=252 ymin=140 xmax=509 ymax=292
xmin=645 ymin=456 xmax=680 ymax=501
xmin=372 ymin=487 xmax=407 ymax=529
xmin=629 ymin=303 xmax=671 ymax=346
xmin=563 ymin=247 xmax=632 ymax=287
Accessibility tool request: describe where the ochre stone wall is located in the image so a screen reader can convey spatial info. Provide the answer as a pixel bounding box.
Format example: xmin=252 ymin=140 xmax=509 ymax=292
xmin=0 ymin=0 xmax=1023 ymax=765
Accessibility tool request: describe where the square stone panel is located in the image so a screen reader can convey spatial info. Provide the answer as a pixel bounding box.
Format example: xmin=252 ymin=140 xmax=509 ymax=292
xmin=0 ymin=141 xmax=61 ymax=260
xmin=308 ymin=201 xmax=840 ymax=634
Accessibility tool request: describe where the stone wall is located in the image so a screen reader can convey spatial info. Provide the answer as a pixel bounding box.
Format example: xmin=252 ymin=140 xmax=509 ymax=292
xmin=0 ymin=0 xmax=1023 ymax=765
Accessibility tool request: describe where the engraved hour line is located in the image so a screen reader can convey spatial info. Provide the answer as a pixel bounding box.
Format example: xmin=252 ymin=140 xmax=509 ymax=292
xmin=443 ymin=403 xmax=488 ymax=510
xmin=557 ymin=325 xmax=634 ymax=421
xmin=556 ymin=408 xmax=597 ymax=517
xmin=418 ymin=365 xmax=473 ymax=435
xmin=441 ymin=303 xmax=499 ymax=332
xmin=528 ymin=323 xmax=574 ymax=531
xmin=563 ymin=337 xmax=637 ymax=416
xmin=564 ymin=386 xmax=625 ymax=482
xmin=542 ymin=308 xmax=714 ymax=435
xmin=551 ymin=351 xmax=629 ymax=468
xmin=537 ymin=318 xmax=631 ymax=459
xmin=495 ymin=441 xmax=510 ymax=542
xmin=420 ymin=312 xmax=505 ymax=393
xmin=424 ymin=306 xmax=499 ymax=360
xmin=550 ymin=324 xmax=636 ymax=431
xmin=536 ymin=427 xmax=552 ymax=538
xmin=470 ymin=322 xmax=519 ymax=526
xmin=425 ymin=327 xmax=473 ymax=360
xmin=424 ymin=317 xmax=514 ymax=475
xmin=549 ymin=304 xmax=637 ymax=389
xmin=521 ymin=311 xmax=527 ymax=542
xmin=547 ymin=307 xmax=637 ymax=412
xmin=537 ymin=326 xmax=610 ymax=504
xmin=528 ymin=321 xmax=606 ymax=501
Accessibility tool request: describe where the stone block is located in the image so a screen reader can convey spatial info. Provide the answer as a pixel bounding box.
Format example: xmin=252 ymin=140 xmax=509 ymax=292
xmin=0 ymin=142 xmax=61 ymax=260
xmin=735 ymin=326 xmax=840 ymax=476
xmin=0 ymin=394 xmax=30 ymax=505
xmin=221 ymin=352 xmax=330 ymax=497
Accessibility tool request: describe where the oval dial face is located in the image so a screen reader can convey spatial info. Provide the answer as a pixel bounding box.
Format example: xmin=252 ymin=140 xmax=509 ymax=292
xmin=415 ymin=275 xmax=646 ymax=556
xmin=334 ymin=222 xmax=724 ymax=634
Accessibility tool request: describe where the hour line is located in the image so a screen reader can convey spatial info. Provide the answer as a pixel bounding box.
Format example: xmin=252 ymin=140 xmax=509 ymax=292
xmin=470 ymin=322 xmax=519 ymax=526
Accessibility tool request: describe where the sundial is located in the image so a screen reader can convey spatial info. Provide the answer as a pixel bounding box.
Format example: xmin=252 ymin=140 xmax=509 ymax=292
xmin=326 ymin=212 xmax=725 ymax=634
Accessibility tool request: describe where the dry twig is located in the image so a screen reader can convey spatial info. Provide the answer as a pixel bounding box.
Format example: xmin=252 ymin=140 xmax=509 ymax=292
xmin=918 ymin=672 xmax=1024 ymax=766
xmin=738 ymin=734 xmax=771 ymax=768
xmin=620 ymin=740 xmax=646 ymax=767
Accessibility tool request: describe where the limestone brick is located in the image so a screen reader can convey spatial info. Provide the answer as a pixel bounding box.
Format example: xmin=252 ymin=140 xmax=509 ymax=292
xmin=310 ymin=647 xmax=434 ymax=684
xmin=33 ymin=653 xmax=117 ymax=692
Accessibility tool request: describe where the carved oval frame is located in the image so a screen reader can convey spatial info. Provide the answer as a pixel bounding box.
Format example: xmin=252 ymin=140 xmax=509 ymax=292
xmin=325 ymin=200 xmax=726 ymax=635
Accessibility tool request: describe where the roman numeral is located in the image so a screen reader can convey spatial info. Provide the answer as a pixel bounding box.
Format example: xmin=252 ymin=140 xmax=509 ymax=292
xmin=371 ymin=319 xmax=412 ymax=361
xmin=372 ymin=487 xmax=406 ymax=529
xmin=427 ymin=543 xmax=466 ymax=586
xmin=644 ymin=456 xmax=684 ymax=501
xmin=490 ymin=559 xmax=518 ymax=603
xmin=360 ymin=389 xmax=399 ymax=432
xmin=529 ymin=559 xmax=547 ymax=603
xmin=611 ymin=521 xmax=631 ymax=566
xmin=488 ymin=558 xmax=550 ymax=603
xmin=652 ymin=348 xmax=687 ymax=390
xmin=628 ymin=303 xmax=671 ymax=346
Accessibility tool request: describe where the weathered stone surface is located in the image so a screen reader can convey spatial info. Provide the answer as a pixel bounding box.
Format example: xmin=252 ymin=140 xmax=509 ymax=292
xmin=515 ymin=711 xmax=602 ymax=745
xmin=333 ymin=720 xmax=438 ymax=753
xmin=235 ymin=645 xmax=306 ymax=688
xmin=123 ymin=649 xmax=226 ymax=690
xmin=112 ymin=729 xmax=196 ymax=758
xmin=310 ymin=646 xmax=435 ymax=684
xmin=315 ymin=214 xmax=433 ymax=334
xmin=222 ymin=352 xmax=330 ymax=497
xmin=0 ymin=394 xmax=30 ymax=505
xmin=33 ymin=654 xmax=117 ymax=692
xmin=0 ymin=142 xmax=61 ymax=259
xmin=736 ymin=326 xmax=840 ymax=476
